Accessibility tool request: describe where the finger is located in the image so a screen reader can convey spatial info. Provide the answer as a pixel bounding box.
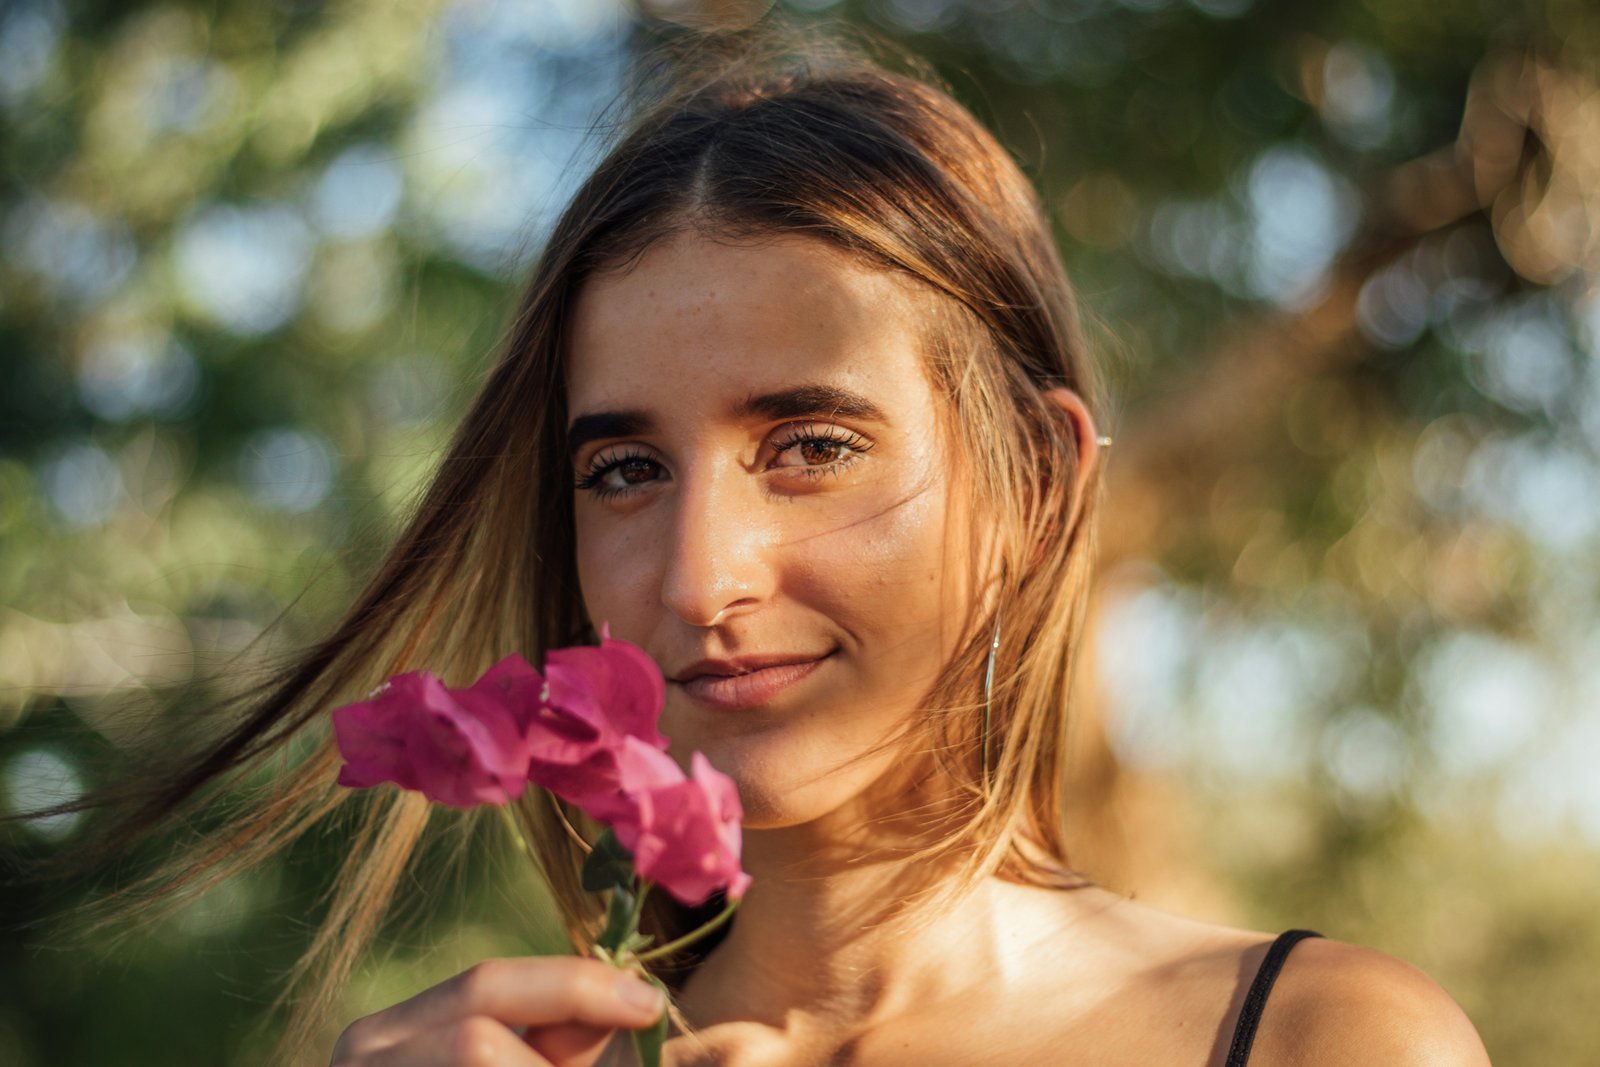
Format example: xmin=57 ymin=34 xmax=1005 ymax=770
xmin=350 ymin=957 xmax=665 ymax=1052
xmin=522 ymin=1020 xmax=618 ymax=1067
xmin=360 ymin=1015 xmax=552 ymax=1067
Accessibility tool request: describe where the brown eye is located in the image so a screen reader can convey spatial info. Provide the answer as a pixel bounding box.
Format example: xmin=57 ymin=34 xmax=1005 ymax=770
xmin=574 ymin=448 xmax=665 ymax=501
xmin=619 ymin=459 xmax=655 ymax=483
xmin=798 ymin=440 xmax=844 ymax=465
xmin=769 ymin=424 xmax=874 ymax=478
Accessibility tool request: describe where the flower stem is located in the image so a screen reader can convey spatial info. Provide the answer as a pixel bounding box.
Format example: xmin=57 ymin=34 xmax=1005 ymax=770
xmin=632 ymin=897 xmax=741 ymax=964
xmin=628 ymin=879 xmax=651 ymax=935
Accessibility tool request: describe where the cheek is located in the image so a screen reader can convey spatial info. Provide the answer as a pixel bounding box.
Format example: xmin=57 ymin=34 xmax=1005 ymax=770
xmin=572 ymin=511 xmax=652 ymax=626
xmin=822 ymin=470 xmax=963 ymax=647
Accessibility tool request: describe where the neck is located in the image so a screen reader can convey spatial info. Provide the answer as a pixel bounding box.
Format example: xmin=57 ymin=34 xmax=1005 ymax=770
xmin=677 ymin=775 xmax=1049 ymax=1032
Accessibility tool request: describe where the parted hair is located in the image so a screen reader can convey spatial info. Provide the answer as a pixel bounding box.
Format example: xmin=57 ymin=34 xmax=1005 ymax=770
xmin=27 ymin=27 xmax=1111 ymax=1064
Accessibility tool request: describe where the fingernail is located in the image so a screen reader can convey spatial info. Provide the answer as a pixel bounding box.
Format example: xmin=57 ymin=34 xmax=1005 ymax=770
xmin=617 ymin=976 xmax=664 ymax=1014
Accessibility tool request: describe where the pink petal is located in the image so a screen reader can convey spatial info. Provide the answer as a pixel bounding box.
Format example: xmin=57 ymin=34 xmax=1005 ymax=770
xmin=543 ymin=638 xmax=667 ymax=751
xmin=618 ymin=736 xmax=686 ymax=790
xmin=404 ymin=693 xmax=492 ymax=807
xmin=595 ymin=635 xmax=669 ymax=747
xmin=617 ymin=754 xmax=749 ymax=906
xmin=472 ymin=654 xmax=545 ymax=730
xmin=689 ymin=751 xmax=743 ymax=821
xmin=525 ymin=702 xmax=604 ymax=761
xmin=331 ymin=669 xmax=531 ymax=809
xmin=581 ymin=738 xmax=685 ymax=831
xmin=450 ymin=688 xmax=532 ymax=780
xmin=527 ymin=748 xmax=618 ymax=804
xmin=332 ymin=672 xmax=436 ymax=792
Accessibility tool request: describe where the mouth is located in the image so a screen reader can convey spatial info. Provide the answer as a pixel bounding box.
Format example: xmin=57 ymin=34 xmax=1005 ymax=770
xmin=670 ymin=649 xmax=836 ymax=711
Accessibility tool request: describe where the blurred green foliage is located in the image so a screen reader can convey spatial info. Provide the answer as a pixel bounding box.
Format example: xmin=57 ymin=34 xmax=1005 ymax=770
xmin=3 ymin=0 xmax=1599 ymax=1063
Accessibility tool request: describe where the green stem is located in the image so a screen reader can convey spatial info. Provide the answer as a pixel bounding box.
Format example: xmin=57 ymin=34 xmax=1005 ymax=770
xmin=627 ymin=879 xmax=651 ymax=936
xmin=632 ymin=896 xmax=741 ymax=964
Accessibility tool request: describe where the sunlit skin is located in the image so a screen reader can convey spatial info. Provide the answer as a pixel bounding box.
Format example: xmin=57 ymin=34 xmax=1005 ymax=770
xmin=567 ymin=231 xmax=991 ymax=835
xmin=325 ymin=230 xmax=1492 ymax=1067
xmin=565 ymin=231 xmax=1101 ymax=1050
xmin=562 ymin=233 xmax=1492 ymax=1067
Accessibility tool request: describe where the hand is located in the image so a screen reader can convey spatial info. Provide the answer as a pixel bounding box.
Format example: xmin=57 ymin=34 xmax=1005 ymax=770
xmin=329 ymin=956 xmax=666 ymax=1067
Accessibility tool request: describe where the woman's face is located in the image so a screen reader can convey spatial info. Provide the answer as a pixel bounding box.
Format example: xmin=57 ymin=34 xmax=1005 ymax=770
xmin=565 ymin=231 xmax=985 ymax=831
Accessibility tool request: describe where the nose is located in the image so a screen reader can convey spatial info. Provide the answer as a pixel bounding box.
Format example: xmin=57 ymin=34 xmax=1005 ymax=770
xmin=658 ymin=461 xmax=774 ymax=627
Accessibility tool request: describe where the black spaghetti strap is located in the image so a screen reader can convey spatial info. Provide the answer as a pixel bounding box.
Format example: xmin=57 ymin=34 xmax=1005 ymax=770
xmin=1223 ymin=929 xmax=1322 ymax=1067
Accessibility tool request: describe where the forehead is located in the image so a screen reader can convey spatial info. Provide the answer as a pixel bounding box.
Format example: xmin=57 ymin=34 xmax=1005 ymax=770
xmin=564 ymin=232 xmax=938 ymax=415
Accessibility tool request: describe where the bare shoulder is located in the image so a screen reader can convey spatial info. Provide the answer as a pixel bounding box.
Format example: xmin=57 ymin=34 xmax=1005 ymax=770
xmin=1252 ymin=937 xmax=1491 ymax=1066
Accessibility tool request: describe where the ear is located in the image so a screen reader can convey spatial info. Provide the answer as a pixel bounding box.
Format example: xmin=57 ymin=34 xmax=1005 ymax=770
xmin=1027 ymin=388 xmax=1100 ymax=567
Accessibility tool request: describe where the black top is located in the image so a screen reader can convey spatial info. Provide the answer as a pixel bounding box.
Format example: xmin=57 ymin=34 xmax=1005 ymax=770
xmin=1224 ymin=929 xmax=1323 ymax=1067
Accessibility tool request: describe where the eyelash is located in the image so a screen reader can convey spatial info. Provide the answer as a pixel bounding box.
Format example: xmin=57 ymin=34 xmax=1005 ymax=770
xmin=573 ymin=425 xmax=875 ymax=502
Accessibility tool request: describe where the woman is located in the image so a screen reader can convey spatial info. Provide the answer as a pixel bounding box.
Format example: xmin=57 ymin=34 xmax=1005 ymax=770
xmin=56 ymin=37 xmax=1490 ymax=1067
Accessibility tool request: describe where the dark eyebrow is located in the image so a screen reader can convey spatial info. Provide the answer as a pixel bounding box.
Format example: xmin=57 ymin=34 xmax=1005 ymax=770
xmin=566 ymin=411 xmax=654 ymax=461
xmin=566 ymin=383 xmax=889 ymax=461
xmin=731 ymin=383 xmax=889 ymax=424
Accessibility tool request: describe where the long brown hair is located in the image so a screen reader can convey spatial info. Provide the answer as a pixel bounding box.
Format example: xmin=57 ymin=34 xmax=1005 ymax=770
xmin=19 ymin=30 xmax=1111 ymax=1063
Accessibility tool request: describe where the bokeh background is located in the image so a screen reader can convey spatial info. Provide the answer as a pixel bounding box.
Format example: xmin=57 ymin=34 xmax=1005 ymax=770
xmin=3 ymin=0 xmax=1599 ymax=1063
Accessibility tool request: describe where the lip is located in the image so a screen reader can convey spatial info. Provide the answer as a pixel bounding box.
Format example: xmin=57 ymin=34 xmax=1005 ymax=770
xmin=671 ymin=651 xmax=834 ymax=711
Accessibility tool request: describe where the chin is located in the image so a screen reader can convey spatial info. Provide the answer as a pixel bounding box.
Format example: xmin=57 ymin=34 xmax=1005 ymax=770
xmin=693 ymin=745 xmax=827 ymax=827
xmin=659 ymin=691 xmax=911 ymax=831
xmin=731 ymin=781 xmax=835 ymax=830
xmin=713 ymin=742 xmax=915 ymax=831
xmin=694 ymin=740 xmax=897 ymax=832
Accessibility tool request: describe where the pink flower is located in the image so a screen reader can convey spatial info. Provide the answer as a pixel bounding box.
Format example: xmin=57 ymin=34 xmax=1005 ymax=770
xmin=332 ymin=655 xmax=544 ymax=809
xmin=568 ymin=732 xmax=683 ymax=828
xmin=524 ymin=624 xmax=669 ymax=814
xmin=607 ymin=738 xmax=752 ymax=907
xmin=331 ymin=626 xmax=751 ymax=906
